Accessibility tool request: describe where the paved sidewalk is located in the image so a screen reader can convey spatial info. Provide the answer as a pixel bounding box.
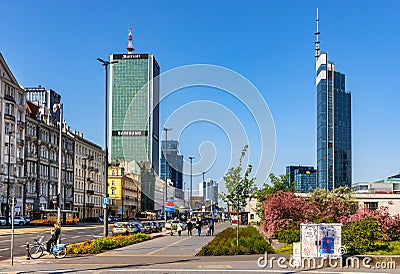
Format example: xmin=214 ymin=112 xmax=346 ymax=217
xmin=0 ymin=221 xmax=232 ymax=273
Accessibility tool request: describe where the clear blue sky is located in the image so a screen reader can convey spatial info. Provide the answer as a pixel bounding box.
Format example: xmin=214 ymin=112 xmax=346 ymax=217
xmin=1 ymin=0 xmax=399 ymax=191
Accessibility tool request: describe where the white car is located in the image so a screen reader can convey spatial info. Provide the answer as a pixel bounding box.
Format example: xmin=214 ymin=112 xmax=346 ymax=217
xmin=9 ymin=216 xmax=27 ymax=225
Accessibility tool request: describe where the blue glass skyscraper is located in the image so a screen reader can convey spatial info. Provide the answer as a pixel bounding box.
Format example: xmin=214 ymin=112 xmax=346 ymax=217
xmin=315 ymin=10 xmax=352 ymax=190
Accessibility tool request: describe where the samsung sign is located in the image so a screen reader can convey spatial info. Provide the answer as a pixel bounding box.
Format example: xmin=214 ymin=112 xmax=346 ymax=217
xmin=112 ymin=130 xmax=148 ymax=137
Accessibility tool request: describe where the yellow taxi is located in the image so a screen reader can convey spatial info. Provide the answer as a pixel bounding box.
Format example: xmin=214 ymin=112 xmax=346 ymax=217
xmin=112 ymin=222 xmax=129 ymax=235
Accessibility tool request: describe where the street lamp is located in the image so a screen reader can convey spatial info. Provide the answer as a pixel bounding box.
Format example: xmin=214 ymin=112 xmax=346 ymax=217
xmin=97 ymin=57 xmax=117 ymax=237
xmin=163 ymin=127 xmax=172 ymax=221
xmin=5 ymin=131 xmax=14 ymax=226
xmin=53 ymin=103 xmax=63 ymax=227
xmin=188 ymin=156 xmax=195 ymax=210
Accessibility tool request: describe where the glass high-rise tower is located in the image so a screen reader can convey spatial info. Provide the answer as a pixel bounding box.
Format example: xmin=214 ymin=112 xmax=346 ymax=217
xmin=109 ymin=26 xmax=160 ymax=210
xmin=315 ymin=10 xmax=352 ymax=190
xmin=110 ymin=53 xmax=160 ymax=173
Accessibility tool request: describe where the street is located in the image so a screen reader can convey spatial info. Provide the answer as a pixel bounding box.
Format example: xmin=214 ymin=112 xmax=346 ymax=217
xmin=1 ymin=222 xmax=399 ymax=273
xmin=0 ymin=224 xmax=107 ymax=261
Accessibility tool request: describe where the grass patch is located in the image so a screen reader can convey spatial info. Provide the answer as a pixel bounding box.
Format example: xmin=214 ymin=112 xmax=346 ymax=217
xmin=199 ymin=226 xmax=272 ymax=256
xmin=67 ymin=233 xmax=151 ymax=254
xmin=274 ymin=243 xmax=292 ymax=254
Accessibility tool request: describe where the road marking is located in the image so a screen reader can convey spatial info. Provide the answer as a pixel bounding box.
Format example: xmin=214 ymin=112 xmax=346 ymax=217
xmin=71 ymin=236 xmax=80 ymax=239
xmin=0 ymin=248 xmax=9 ymax=251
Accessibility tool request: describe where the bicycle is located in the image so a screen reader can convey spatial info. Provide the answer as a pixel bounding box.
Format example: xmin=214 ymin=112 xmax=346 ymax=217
xmin=29 ymin=236 xmax=68 ymax=259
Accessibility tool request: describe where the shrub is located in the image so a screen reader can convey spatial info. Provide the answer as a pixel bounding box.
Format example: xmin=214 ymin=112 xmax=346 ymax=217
xmin=67 ymin=233 xmax=151 ymax=254
xmin=275 ymin=222 xmax=300 ymax=244
xmin=199 ymin=226 xmax=272 ymax=256
xmin=342 ymin=216 xmax=388 ymax=254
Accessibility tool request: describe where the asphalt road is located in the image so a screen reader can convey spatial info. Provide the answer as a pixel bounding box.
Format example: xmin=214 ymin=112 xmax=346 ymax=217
xmin=0 ymin=223 xmax=108 ymax=261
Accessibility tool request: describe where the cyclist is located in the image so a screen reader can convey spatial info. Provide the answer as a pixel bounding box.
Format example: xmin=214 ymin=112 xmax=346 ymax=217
xmin=45 ymin=221 xmax=61 ymax=254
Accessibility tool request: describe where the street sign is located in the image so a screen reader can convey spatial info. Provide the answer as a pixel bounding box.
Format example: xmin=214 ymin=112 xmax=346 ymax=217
xmin=102 ymin=197 xmax=109 ymax=205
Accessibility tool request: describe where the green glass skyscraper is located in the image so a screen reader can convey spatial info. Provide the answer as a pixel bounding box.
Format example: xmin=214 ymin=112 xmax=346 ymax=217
xmin=110 ymin=26 xmax=160 ymax=210
xmin=110 ymin=26 xmax=160 ymax=174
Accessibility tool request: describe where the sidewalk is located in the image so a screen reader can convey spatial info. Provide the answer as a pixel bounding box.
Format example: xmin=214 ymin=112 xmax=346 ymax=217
xmin=1 ymin=221 xmax=231 ymax=273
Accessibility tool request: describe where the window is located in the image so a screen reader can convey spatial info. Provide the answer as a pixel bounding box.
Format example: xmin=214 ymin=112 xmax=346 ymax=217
xmin=364 ymin=202 xmax=378 ymax=211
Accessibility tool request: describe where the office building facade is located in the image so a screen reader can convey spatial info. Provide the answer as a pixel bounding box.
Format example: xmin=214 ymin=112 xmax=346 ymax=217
xmin=315 ymin=12 xmax=352 ymax=190
xmin=286 ymin=165 xmax=317 ymax=193
xmin=160 ymin=140 xmax=183 ymax=191
xmin=109 ymin=27 xmax=160 ymax=210
xmin=110 ymin=53 xmax=160 ymax=173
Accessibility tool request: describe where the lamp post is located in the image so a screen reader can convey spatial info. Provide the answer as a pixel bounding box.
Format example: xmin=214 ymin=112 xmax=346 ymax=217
xmin=188 ymin=156 xmax=195 ymax=210
xmin=82 ymin=157 xmax=87 ymax=222
xmin=5 ymin=131 xmax=13 ymax=226
xmin=163 ymin=127 xmax=172 ymax=221
xmin=97 ymin=57 xmax=117 ymax=237
xmin=53 ymin=103 xmax=63 ymax=227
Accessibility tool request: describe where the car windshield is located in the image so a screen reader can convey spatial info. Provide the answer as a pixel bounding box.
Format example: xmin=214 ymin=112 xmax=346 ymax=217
xmin=114 ymin=223 xmax=126 ymax=228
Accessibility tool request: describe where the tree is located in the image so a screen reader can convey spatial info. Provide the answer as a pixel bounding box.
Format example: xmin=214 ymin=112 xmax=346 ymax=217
xmin=308 ymin=186 xmax=358 ymax=222
xmin=219 ymin=145 xmax=256 ymax=245
xmin=255 ymin=173 xmax=294 ymax=217
xmin=220 ymin=145 xmax=256 ymax=212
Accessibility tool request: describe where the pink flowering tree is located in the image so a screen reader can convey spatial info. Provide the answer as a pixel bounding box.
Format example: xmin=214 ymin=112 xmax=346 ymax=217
xmin=340 ymin=205 xmax=400 ymax=241
xmin=262 ymin=191 xmax=313 ymax=237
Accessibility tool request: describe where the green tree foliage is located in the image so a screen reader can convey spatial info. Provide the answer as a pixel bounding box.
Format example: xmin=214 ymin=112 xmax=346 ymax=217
xmin=255 ymin=173 xmax=294 ymax=217
xmin=342 ymin=217 xmax=388 ymax=254
xmin=308 ymin=186 xmax=358 ymax=222
xmin=219 ymin=145 xmax=256 ymax=212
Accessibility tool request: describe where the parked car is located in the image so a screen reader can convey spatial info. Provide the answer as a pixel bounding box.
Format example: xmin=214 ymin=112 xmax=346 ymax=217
xmin=0 ymin=216 xmax=6 ymax=226
xmin=112 ymin=222 xmax=129 ymax=235
xmin=9 ymin=216 xmax=27 ymax=225
xmin=127 ymin=222 xmax=142 ymax=234
xmin=23 ymin=216 xmax=31 ymax=224
xmin=149 ymin=221 xmax=161 ymax=233
xmin=140 ymin=221 xmax=152 ymax=233
xmin=81 ymin=217 xmax=101 ymax=223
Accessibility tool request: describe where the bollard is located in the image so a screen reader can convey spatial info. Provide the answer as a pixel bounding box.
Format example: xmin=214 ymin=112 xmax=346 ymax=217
xmin=26 ymin=242 xmax=30 ymax=260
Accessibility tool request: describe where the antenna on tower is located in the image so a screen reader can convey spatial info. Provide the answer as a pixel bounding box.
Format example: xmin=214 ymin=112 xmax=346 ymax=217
xmin=127 ymin=19 xmax=135 ymax=54
xmin=315 ymin=8 xmax=320 ymax=59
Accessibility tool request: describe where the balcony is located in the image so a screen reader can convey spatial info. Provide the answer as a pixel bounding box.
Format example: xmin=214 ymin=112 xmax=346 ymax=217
xmin=86 ymin=190 xmax=95 ymax=195
xmin=16 ymin=157 xmax=23 ymax=165
xmin=86 ymin=203 xmax=94 ymax=208
xmin=66 ymin=197 xmax=74 ymax=202
xmin=4 ymin=113 xmax=15 ymax=122
xmin=4 ymin=94 xmax=15 ymax=102
xmin=17 ymin=120 xmax=25 ymax=127
xmin=87 ymin=177 xmax=94 ymax=182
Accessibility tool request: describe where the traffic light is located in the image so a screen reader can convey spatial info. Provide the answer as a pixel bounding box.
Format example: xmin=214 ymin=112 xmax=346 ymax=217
xmin=52 ymin=194 xmax=60 ymax=207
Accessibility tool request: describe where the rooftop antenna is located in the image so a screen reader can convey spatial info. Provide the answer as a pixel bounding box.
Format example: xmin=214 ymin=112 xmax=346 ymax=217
xmin=126 ymin=19 xmax=134 ymax=54
xmin=315 ymin=8 xmax=320 ymax=59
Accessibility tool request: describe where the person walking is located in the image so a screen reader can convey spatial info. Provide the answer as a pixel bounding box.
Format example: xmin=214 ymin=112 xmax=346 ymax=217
xmin=187 ymin=219 xmax=193 ymax=236
xmin=177 ymin=220 xmax=183 ymax=236
xmin=209 ymin=218 xmax=215 ymax=236
xmin=196 ymin=218 xmax=202 ymax=236
xmin=46 ymin=221 xmax=61 ymax=254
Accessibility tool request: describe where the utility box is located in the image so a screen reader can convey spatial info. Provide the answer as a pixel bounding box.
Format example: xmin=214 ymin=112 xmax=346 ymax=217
xmin=300 ymin=223 xmax=342 ymax=258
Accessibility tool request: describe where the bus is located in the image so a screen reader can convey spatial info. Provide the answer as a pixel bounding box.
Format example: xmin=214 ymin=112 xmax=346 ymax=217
xmin=29 ymin=209 xmax=79 ymax=225
xmin=138 ymin=211 xmax=156 ymax=221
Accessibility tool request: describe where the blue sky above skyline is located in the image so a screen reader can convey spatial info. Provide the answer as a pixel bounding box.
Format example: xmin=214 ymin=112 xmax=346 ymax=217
xmin=1 ymin=1 xmax=400 ymax=190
